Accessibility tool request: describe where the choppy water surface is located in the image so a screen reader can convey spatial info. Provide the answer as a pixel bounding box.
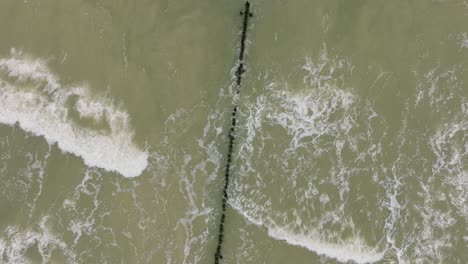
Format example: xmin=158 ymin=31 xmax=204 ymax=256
xmin=0 ymin=0 xmax=467 ymax=263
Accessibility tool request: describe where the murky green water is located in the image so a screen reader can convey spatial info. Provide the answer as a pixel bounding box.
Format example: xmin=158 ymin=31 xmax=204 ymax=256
xmin=0 ymin=0 xmax=467 ymax=263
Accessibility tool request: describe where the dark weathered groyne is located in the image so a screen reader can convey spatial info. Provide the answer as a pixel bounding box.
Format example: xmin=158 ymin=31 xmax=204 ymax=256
xmin=214 ymin=2 xmax=252 ymax=264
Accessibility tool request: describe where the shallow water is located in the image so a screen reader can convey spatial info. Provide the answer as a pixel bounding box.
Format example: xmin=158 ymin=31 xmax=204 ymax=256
xmin=0 ymin=0 xmax=467 ymax=263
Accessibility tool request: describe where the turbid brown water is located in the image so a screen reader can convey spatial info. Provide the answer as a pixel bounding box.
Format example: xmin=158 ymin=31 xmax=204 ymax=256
xmin=0 ymin=0 xmax=467 ymax=263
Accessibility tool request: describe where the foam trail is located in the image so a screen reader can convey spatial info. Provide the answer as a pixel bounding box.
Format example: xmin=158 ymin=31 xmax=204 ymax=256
xmin=268 ymin=227 xmax=385 ymax=264
xmin=231 ymin=202 xmax=385 ymax=264
xmin=0 ymin=50 xmax=148 ymax=177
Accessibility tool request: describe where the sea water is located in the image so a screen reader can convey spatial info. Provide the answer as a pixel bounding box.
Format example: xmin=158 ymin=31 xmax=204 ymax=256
xmin=0 ymin=0 xmax=466 ymax=263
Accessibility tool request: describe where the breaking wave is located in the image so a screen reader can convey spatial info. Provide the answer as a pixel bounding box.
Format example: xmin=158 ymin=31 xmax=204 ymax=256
xmin=0 ymin=49 xmax=148 ymax=177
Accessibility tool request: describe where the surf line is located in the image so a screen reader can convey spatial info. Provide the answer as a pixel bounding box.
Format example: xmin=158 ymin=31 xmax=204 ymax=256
xmin=214 ymin=2 xmax=253 ymax=264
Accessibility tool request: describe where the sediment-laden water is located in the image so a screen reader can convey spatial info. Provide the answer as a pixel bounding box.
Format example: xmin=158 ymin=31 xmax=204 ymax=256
xmin=0 ymin=0 xmax=467 ymax=263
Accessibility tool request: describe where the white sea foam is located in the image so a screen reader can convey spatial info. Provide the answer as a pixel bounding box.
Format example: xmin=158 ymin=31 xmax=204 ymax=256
xmin=268 ymin=227 xmax=385 ymax=264
xmin=430 ymin=102 xmax=468 ymax=218
xmin=0 ymin=217 xmax=76 ymax=264
xmin=230 ymin=200 xmax=385 ymax=264
xmin=382 ymin=64 xmax=468 ymax=263
xmin=0 ymin=50 xmax=148 ymax=177
xmin=229 ymin=47 xmax=387 ymax=263
xmin=457 ymin=32 xmax=468 ymax=49
xmin=263 ymin=85 xmax=356 ymax=151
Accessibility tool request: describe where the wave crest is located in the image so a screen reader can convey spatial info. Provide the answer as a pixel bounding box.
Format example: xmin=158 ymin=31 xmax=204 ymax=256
xmin=0 ymin=49 xmax=148 ymax=177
